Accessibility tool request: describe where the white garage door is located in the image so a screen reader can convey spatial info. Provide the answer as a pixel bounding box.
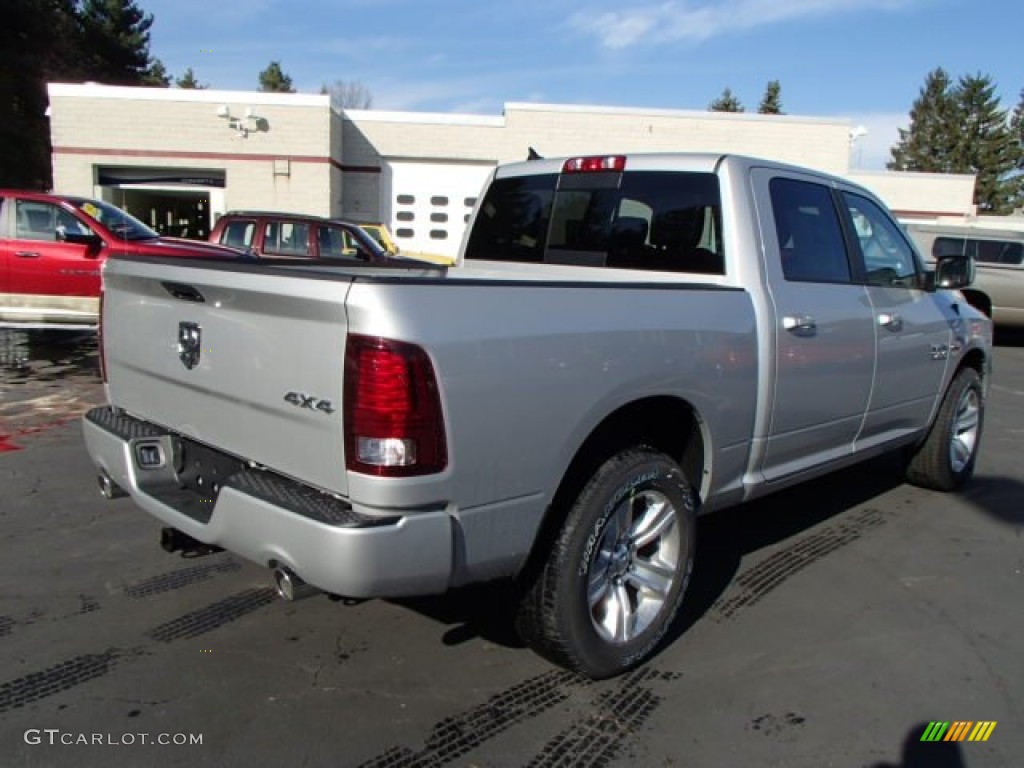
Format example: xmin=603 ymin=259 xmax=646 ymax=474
xmin=381 ymin=161 xmax=494 ymax=259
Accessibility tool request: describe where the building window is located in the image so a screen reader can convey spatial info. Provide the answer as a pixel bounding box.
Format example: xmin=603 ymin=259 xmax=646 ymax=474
xmin=464 ymin=197 xmax=477 ymax=208
xmin=430 ymin=213 xmax=448 ymax=223
xmin=430 ymin=230 xmax=448 ymax=240
xmin=397 ymin=194 xmax=415 ymax=205
xmin=396 ymin=228 xmax=414 ymax=239
xmin=430 ymin=196 xmax=448 ymax=206
xmin=396 ymin=211 xmax=414 ymax=222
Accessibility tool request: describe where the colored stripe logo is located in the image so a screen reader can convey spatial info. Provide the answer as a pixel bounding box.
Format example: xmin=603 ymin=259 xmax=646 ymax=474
xmin=921 ymin=721 xmax=997 ymax=742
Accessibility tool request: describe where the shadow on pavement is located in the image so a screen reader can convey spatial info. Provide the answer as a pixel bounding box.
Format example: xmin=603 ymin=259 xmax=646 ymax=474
xmin=669 ymin=452 xmax=907 ymax=642
xmin=960 ymin=475 xmax=1024 ymax=528
xmin=394 ymin=453 xmax=910 ymax=652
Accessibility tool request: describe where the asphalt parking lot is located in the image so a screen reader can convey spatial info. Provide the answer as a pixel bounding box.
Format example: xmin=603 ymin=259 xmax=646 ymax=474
xmin=1 ymin=328 xmax=1022 ymax=768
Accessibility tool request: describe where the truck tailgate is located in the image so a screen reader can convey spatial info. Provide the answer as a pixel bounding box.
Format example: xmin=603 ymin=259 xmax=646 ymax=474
xmin=102 ymin=257 xmax=354 ymax=497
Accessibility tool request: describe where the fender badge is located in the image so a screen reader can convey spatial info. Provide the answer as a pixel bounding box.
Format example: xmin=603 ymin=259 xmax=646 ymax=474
xmin=284 ymin=391 xmax=335 ymax=414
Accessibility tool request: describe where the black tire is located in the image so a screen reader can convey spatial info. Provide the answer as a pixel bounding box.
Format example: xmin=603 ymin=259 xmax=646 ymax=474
xmin=516 ymin=447 xmax=696 ymax=679
xmin=906 ymin=367 xmax=984 ymax=491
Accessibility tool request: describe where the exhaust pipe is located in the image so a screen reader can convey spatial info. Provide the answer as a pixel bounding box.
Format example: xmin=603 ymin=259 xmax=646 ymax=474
xmin=272 ymin=566 xmax=319 ymax=602
xmin=159 ymin=527 xmax=221 ymax=557
xmin=97 ymin=471 xmax=127 ymax=500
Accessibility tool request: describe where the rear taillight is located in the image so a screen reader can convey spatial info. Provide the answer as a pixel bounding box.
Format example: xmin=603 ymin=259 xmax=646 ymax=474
xmin=98 ymin=288 xmax=107 ymax=383
xmin=344 ymin=334 xmax=447 ymax=477
xmin=562 ymin=155 xmax=627 ymax=173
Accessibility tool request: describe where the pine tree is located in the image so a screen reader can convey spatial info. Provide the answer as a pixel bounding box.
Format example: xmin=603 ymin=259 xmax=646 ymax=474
xmin=1010 ymin=89 xmax=1024 ymax=210
xmin=757 ymin=80 xmax=784 ymax=115
xmin=0 ymin=0 xmax=81 ymax=187
xmin=888 ymin=68 xmax=958 ymax=172
xmin=951 ymin=74 xmax=1019 ymax=213
xmin=890 ymin=69 xmax=1021 ymax=213
xmin=709 ymin=87 xmax=744 ymax=113
xmin=258 ymin=61 xmax=295 ymax=93
xmin=141 ymin=58 xmax=170 ymax=87
xmin=78 ymin=0 xmax=158 ymax=85
xmin=176 ymin=68 xmax=207 ymax=89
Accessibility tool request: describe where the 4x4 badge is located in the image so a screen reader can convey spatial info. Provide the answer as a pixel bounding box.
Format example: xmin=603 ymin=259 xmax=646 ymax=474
xmin=178 ymin=322 xmax=202 ymax=370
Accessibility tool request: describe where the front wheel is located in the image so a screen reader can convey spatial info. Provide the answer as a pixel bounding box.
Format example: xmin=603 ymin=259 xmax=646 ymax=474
xmin=516 ymin=448 xmax=696 ymax=679
xmin=906 ymin=367 xmax=984 ymax=491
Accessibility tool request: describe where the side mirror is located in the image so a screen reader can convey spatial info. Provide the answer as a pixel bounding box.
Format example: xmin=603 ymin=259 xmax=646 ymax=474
xmin=59 ymin=230 xmax=104 ymax=250
xmin=927 ymin=253 xmax=974 ymax=291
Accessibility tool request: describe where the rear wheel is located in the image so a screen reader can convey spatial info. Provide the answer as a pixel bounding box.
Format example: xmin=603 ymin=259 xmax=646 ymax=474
xmin=517 ymin=448 xmax=696 ymax=679
xmin=906 ymin=367 xmax=984 ymax=491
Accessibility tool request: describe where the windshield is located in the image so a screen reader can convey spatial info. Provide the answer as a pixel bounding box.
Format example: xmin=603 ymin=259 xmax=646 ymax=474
xmin=66 ymin=198 xmax=159 ymax=241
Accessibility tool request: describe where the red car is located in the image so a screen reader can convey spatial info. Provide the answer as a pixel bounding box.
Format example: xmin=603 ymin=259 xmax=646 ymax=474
xmin=209 ymin=210 xmax=390 ymax=262
xmin=0 ymin=190 xmax=242 ymax=330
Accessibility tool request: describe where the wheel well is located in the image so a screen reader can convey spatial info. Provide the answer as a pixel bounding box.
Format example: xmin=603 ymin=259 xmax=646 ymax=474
xmin=959 ymin=347 xmax=987 ymax=385
xmin=517 ymin=397 xmax=705 ymax=584
xmin=961 ymin=289 xmax=992 ymax=318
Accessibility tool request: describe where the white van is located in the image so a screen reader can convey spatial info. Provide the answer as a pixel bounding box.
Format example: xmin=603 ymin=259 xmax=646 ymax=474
xmin=904 ymin=221 xmax=1024 ymax=328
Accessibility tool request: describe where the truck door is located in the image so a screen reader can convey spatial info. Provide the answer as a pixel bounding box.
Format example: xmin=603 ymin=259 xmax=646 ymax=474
xmin=7 ymin=198 xmax=102 ymax=300
xmin=753 ymin=170 xmax=875 ymax=482
xmin=838 ymin=190 xmax=952 ymax=446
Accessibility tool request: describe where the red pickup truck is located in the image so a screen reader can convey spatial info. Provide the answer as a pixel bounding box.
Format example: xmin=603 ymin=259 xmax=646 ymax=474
xmin=0 ymin=190 xmax=241 ymax=330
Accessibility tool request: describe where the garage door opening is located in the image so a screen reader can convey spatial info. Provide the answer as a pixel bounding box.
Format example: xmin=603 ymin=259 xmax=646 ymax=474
xmin=97 ymin=167 xmax=226 ymax=240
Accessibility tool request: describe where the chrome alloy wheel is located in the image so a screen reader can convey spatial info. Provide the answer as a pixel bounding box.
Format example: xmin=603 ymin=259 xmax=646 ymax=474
xmin=950 ymin=386 xmax=981 ymax=473
xmin=587 ymin=489 xmax=682 ymax=645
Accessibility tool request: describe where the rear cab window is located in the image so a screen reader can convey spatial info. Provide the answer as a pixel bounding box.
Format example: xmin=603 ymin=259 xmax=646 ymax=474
xmin=464 ymin=169 xmax=724 ymax=274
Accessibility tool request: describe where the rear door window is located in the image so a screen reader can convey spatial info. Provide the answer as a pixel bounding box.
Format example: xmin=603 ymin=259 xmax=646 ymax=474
xmin=15 ymin=200 xmax=60 ymax=241
xmin=769 ymin=178 xmax=852 ymax=284
xmin=465 ymin=171 xmax=724 ymax=274
xmin=263 ymin=221 xmax=310 ymax=256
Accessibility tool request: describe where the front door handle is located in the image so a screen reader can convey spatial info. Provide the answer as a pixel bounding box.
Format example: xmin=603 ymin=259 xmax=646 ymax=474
xmin=878 ymin=312 xmax=903 ymax=331
xmin=15 ymin=250 xmax=41 ymax=259
xmin=783 ymin=314 xmax=817 ymax=336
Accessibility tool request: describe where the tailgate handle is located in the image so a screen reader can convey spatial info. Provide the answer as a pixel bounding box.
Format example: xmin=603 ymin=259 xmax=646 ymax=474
xmin=162 ymin=282 xmax=206 ymax=303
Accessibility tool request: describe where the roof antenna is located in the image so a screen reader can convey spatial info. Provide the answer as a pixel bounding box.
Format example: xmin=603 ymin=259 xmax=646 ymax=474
xmin=527 ymin=146 xmax=543 ymax=161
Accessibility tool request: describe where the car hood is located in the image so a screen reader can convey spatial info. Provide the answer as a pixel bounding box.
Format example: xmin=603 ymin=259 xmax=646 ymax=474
xmin=128 ymin=237 xmax=245 ymax=259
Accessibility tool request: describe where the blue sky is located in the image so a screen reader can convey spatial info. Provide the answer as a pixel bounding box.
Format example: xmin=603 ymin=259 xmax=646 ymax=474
xmin=142 ymin=0 xmax=1022 ymax=169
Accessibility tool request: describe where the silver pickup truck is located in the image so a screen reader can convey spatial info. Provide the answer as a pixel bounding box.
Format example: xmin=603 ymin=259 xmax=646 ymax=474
xmin=83 ymin=153 xmax=991 ymax=678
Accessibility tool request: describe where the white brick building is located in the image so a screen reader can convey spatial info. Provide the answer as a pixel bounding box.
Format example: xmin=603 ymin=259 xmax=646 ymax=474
xmin=47 ymin=83 xmax=976 ymax=258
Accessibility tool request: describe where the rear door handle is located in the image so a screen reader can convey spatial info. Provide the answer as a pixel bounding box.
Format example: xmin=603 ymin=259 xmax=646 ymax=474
xmin=878 ymin=312 xmax=903 ymax=331
xmin=782 ymin=314 xmax=817 ymax=336
xmin=15 ymin=250 xmax=41 ymax=258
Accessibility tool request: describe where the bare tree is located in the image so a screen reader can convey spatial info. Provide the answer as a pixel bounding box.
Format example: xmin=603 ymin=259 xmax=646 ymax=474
xmin=321 ymin=79 xmax=373 ymax=110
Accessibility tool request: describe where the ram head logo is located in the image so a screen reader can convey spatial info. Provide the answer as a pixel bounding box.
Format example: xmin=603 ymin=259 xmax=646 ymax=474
xmin=177 ymin=322 xmax=202 ymax=370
